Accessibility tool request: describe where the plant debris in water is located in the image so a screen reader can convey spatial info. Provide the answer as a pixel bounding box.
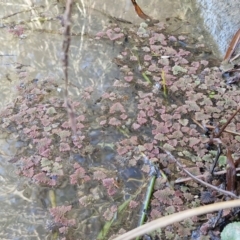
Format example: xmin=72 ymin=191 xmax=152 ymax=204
xmin=1 ymin=7 xmax=240 ymax=240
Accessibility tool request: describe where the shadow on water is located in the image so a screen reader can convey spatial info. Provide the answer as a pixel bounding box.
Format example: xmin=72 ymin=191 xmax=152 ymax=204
xmin=0 ymin=0 xmax=222 ymax=239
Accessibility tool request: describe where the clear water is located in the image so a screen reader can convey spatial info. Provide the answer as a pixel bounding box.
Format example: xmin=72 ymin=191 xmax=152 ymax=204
xmin=0 ymin=0 xmax=221 ymax=239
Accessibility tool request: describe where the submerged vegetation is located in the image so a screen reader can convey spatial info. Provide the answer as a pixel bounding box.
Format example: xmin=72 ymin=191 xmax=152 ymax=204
xmin=1 ymin=0 xmax=240 ymax=239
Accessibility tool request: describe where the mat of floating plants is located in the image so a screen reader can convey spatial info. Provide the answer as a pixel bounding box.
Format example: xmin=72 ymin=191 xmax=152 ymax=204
xmin=1 ymin=19 xmax=240 ymax=240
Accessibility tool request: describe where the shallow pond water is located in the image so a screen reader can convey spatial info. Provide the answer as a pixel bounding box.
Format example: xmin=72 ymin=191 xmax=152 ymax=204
xmin=0 ymin=0 xmax=229 ymax=239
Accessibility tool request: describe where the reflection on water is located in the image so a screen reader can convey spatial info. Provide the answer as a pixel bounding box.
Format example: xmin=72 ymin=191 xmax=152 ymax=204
xmin=0 ymin=0 xmax=219 ymax=107
xmin=0 ymin=0 xmax=221 ymax=239
xmin=0 ymin=136 xmax=49 ymax=239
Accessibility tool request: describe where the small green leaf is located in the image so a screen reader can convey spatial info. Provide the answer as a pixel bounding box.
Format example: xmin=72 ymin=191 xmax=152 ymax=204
xmin=46 ymin=107 xmax=57 ymax=115
xmin=179 ymin=118 xmax=189 ymax=126
xmin=209 ymin=91 xmax=215 ymax=98
xmin=172 ymin=65 xmax=187 ymax=75
xmin=52 ymin=162 xmax=63 ymax=176
xmin=163 ymin=143 xmax=175 ymax=151
xmin=221 ymin=222 xmax=240 ymax=240
xmin=235 ymin=136 xmax=240 ymax=142
xmin=41 ymin=158 xmax=52 ymax=167
xmin=218 ymin=155 xmax=227 ymax=167
xmin=202 ymin=154 xmax=213 ymax=162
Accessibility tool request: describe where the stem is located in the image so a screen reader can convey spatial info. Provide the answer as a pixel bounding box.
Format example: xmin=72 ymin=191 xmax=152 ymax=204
xmin=138 ymin=174 xmax=156 ymax=226
xmin=215 ymin=107 xmax=240 ymax=138
xmin=166 ymin=151 xmax=239 ymax=199
xmin=62 ymin=0 xmax=77 ymax=135
xmin=112 ymin=199 xmax=240 ymax=240
xmin=211 ymin=144 xmax=222 ymax=174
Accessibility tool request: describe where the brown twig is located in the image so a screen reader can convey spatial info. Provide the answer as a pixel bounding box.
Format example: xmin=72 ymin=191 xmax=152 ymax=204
xmin=192 ymin=118 xmax=240 ymax=136
xmin=175 ymin=174 xmax=206 ymax=184
xmin=62 ymin=0 xmax=72 ymax=98
xmin=62 ymin=0 xmax=77 ymax=135
xmin=193 ymin=108 xmax=240 ymax=174
xmin=215 ymin=107 xmax=240 ymax=138
xmin=165 ymin=151 xmax=239 ymax=199
xmin=226 ymin=149 xmax=236 ymax=192
xmin=230 ymin=52 xmax=240 ymax=62
xmin=175 ymin=167 xmax=240 ymax=183
xmin=211 ymin=128 xmax=240 ymax=136
xmin=1 ymin=6 xmax=41 ymax=20
xmin=224 ymin=28 xmax=240 ymax=62
xmin=131 ymin=0 xmax=152 ymax=21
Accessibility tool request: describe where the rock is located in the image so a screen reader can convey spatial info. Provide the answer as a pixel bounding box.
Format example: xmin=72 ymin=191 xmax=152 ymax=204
xmin=196 ymin=0 xmax=240 ymax=56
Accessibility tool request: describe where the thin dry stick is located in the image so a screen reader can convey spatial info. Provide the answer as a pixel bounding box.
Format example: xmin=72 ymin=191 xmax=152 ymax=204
xmin=214 ymin=167 xmax=240 ymax=176
xmin=113 ymin=199 xmax=240 ymax=240
xmin=62 ymin=0 xmax=72 ymax=98
xmin=62 ymin=0 xmax=77 ymax=135
xmin=191 ymin=118 xmax=240 ymax=136
xmin=1 ymin=6 xmax=40 ymax=19
xmin=230 ymin=52 xmax=240 ymax=62
xmin=211 ymin=143 xmax=222 ymax=174
xmin=224 ymin=28 xmax=240 ymax=61
xmin=165 ymin=151 xmax=239 ymax=199
xmin=175 ymin=174 xmax=206 ymax=184
xmin=214 ymin=128 xmax=240 ymax=136
xmin=215 ymin=107 xmax=240 ymax=138
xmin=175 ymin=167 xmax=240 ymax=184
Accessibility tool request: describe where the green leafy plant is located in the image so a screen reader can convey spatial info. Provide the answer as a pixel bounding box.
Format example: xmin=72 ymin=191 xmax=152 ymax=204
xmin=221 ymin=222 xmax=240 ymax=240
